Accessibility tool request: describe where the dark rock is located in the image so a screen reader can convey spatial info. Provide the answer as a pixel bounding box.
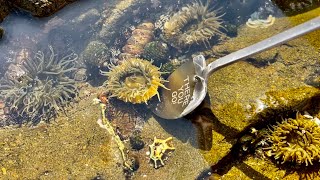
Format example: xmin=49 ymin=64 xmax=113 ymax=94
xmin=0 ymin=27 xmax=4 ymax=39
xmin=0 ymin=0 xmax=11 ymax=22
xmin=271 ymin=0 xmax=320 ymax=15
xmin=11 ymin=0 xmax=77 ymax=17
xmin=142 ymin=41 xmax=169 ymax=66
xmin=129 ymin=135 xmax=145 ymax=151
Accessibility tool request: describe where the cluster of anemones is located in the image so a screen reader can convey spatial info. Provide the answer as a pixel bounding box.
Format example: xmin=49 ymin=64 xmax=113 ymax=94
xmin=264 ymin=113 xmax=320 ymax=166
xmin=101 ymin=58 xmax=167 ymax=104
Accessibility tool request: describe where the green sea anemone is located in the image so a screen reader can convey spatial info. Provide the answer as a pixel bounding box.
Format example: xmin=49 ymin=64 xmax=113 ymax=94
xmin=0 ymin=46 xmax=79 ymax=124
xmin=163 ymin=0 xmax=224 ymax=48
xmin=264 ymin=113 xmax=320 ymax=166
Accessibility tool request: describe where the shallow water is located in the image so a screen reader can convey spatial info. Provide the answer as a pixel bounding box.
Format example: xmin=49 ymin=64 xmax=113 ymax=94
xmin=0 ymin=0 xmax=319 ymax=179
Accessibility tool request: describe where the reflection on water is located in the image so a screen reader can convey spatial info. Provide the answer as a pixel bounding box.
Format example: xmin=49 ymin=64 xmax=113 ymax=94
xmin=0 ymin=0 xmax=319 ymax=179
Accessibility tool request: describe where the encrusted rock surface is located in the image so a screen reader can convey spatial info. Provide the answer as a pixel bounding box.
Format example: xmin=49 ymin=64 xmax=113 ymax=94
xmin=204 ymin=7 xmax=320 ymax=179
xmin=0 ymin=84 xmax=125 ymax=179
xmin=11 ymin=0 xmax=77 ymax=17
xmin=0 ymin=0 xmax=77 ymax=22
xmin=0 ymin=0 xmax=10 ymax=22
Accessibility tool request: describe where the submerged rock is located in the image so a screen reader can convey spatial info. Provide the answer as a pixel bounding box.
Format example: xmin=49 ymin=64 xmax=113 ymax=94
xmin=11 ymin=0 xmax=77 ymax=17
xmin=0 ymin=0 xmax=10 ymax=22
xmin=142 ymin=41 xmax=169 ymax=65
xmin=271 ymin=0 xmax=320 ymax=15
xmin=0 ymin=27 xmax=4 ymax=39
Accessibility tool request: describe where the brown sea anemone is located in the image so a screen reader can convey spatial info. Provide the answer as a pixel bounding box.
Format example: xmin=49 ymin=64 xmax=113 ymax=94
xmin=101 ymin=58 xmax=167 ymax=104
xmin=163 ymin=0 xmax=224 ymax=48
xmin=264 ymin=113 xmax=320 ymax=166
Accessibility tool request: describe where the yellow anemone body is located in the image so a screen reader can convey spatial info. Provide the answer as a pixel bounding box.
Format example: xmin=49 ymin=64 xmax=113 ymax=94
xmin=102 ymin=58 xmax=166 ymax=104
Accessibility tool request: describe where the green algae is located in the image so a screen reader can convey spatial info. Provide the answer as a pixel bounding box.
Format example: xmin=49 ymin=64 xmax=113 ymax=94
xmin=287 ymin=7 xmax=320 ymax=49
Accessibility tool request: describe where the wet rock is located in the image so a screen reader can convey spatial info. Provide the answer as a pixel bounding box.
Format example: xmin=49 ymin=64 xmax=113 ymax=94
xmin=0 ymin=0 xmax=10 ymax=22
xmin=0 ymin=85 xmax=126 ymax=179
xmin=81 ymin=40 xmax=109 ymax=72
xmin=11 ymin=0 xmax=77 ymax=17
xmin=205 ymin=8 xmax=320 ymax=179
xmin=305 ymin=68 xmax=320 ymax=88
xmin=271 ymin=0 xmax=320 ymax=15
xmin=42 ymin=16 xmax=66 ymax=33
xmin=3 ymin=63 xmax=26 ymax=81
xmin=71 ymin=8 xmax=100 ymax=24
xmin=130 ymin=135 xmax=145 ymax=151
xmin=0 ymin=27 xmax=4 ymax=39
xmin=142 ymin=41 xmax=169 ymax=66
xmin=73 ymin=68 xmax=87 ymax=82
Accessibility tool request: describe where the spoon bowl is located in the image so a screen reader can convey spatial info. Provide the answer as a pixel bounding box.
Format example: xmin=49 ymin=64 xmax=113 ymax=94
xmin=152 ymin=16 xmax=320 ymax=119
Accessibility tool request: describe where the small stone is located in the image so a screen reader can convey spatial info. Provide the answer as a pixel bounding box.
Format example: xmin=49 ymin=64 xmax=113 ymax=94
xmin=130 ymin=136 xmax=145 ymax=151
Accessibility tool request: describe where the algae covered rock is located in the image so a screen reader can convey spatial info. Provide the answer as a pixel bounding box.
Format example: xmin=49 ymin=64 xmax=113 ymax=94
xmin=271 ymin=0 xmax=320 ymax=15
xmin=142 ymin=41 xmax=169 ymax=65
xmin=0 ymin=0 xmax=10 ymax=22
xmin=82 ymin=40 xmax=109 ymax=69
xmin=11 ymin=0 xmax=77 ymax=17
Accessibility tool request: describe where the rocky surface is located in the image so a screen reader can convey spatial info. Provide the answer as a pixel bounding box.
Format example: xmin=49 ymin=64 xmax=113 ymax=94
xmin=0 ymin=0 xmax=77 ymax=22
xmin=0 ymin=82 xmax=210 ymax=179
xmin=0 ymin=1 xmax=319 ymax=179
xmin=0 ymin=0 xmax=10 ymax=22
xmin=204 ymin=7 xmax=320 ymax=179
xmin=12 ymin=0 xmax=77 ymax=16
xmin=0 ymin=84 xmax=125 ymax=179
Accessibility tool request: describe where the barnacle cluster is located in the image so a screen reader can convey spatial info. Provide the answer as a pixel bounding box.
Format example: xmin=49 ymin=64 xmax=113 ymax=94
xmin=264 ymin=113 xmax=320 ymax=166
xmin=163 ymin=0 xmax=224 ymax=48
xmin=101 ymin=58 xmax=167 ymax=104
xmin=0 ymin=46 xmax=79 ymax=124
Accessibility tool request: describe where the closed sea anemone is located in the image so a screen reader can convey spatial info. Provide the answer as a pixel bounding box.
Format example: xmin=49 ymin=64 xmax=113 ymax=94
xmin=101 ymin=58 xmax=168 ymax=104
xmin=0 ymin=46 xmax=79 ymax=124
xmin=163 ymin=0 xmax=224 ymax=48
xmin=264 ymin=113 xmax=320 ymax=166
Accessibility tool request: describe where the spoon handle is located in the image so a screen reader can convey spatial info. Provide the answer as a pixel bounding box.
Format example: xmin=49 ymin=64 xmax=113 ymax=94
xmin=205 ymin=16 xmax=320 ymax=77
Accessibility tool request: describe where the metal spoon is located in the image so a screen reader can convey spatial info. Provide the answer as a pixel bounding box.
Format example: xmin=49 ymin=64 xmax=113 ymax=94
xmin=152 ymin=16 xmax=320 ymax=119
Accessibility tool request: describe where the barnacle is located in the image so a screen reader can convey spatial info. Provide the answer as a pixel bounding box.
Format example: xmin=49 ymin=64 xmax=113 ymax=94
xmin=0 ymin=46 xmax=78 ymax=124
xmin=163 ymin=0 xmax=224 ymax=48
xmin=101 ymin=58 xmax=168 ymax=104
xmin=264 ymin=113 xmax=320 ymax=166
